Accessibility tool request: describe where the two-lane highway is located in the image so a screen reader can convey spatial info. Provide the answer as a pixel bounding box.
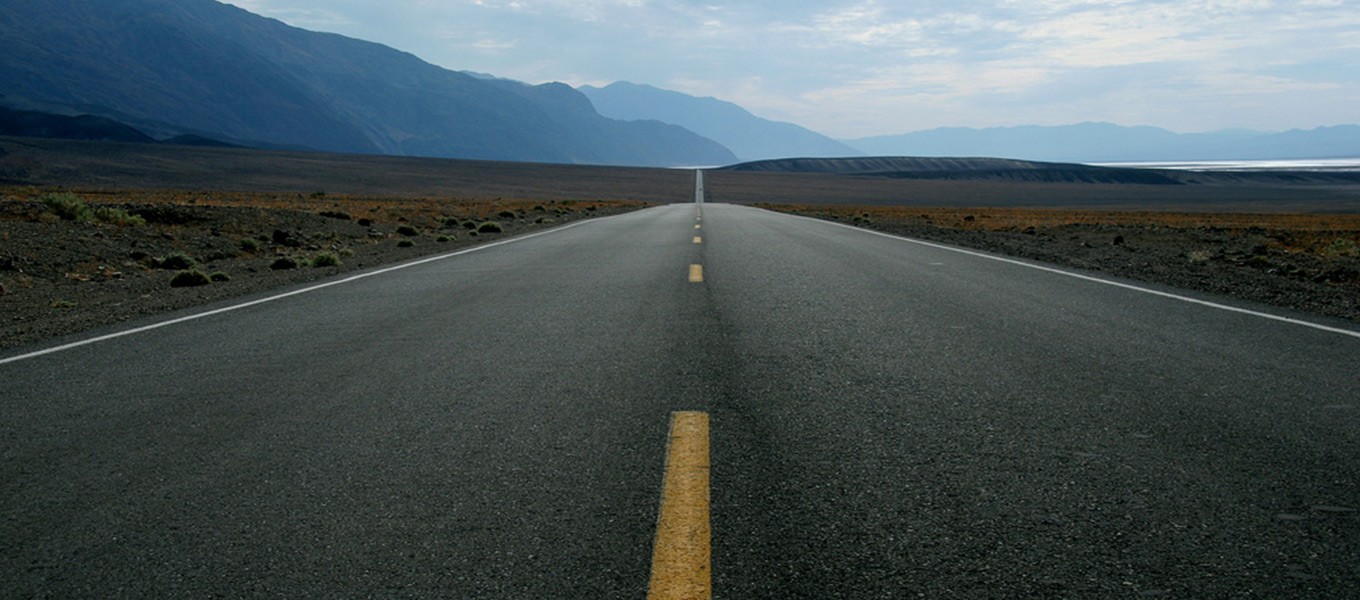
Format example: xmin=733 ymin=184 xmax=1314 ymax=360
xmin=3 ymin=180 xmax=1358 ymax=597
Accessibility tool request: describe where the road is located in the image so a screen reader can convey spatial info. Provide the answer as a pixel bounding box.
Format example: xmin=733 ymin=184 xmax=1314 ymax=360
xmin=3 ymin=183 xmax=1359 ymax=597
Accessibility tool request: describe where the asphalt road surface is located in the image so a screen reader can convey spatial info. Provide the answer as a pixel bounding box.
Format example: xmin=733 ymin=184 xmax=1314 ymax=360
xmin=3 ymin=192 xmax=1359 ymax=598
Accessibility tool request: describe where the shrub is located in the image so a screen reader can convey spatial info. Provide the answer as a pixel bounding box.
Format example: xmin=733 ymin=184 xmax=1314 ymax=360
xmin=462 ymin=220 xmax=477 ymax=230
xmin=93 ymin=206 xmax=145 ymax=226
xmin=442 ymin=216 xmax=461 ymax=229
xmin=239 ymin=238 xmax=260 ymax=253
xmin=397 ymin=239 xmax=415 ymax=248
xmin=436 ymin=235 xmax=451 ymax=243
xmin=209 ymin=271 xmax=231 ymax=282
xmin=319 ymin=210 xmax=351 ymax=220
xmin=41 ymin=193 xmax=95 ymax=222
xmin=396 ymin=225 xmax=419 ymax=237
xmin=170 ymin=270 xmax=211 ymax=287
xmin=311 ymin=252 xmax=340 ymax=267
xmin=477 ymin=221 xmax=503 ymax=234
xmin=497 ymin=210 xmax=516 ymax=219
xmin=156 ymin=252 xmax=197 ymax=270
xmin=270 ymin=257 xmax=298 ymax=270
xmin=357 ymin=218 xmax=373 ymax=227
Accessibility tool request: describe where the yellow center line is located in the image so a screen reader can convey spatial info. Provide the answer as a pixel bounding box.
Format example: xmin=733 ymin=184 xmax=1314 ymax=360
xmin=688 ymin=264 xmax=704 ymax=283
xmin=648 ymin=411 xmax=711 ymax=600
xmin=693 ymin=236 xmax=702 ymax=244
xmin=694 ymin=224 xmax=701 ymax=229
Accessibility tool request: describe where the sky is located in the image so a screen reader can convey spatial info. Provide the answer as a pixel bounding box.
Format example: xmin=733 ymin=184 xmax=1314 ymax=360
xmin=222 ymin=0 xmax=1359 ymax=139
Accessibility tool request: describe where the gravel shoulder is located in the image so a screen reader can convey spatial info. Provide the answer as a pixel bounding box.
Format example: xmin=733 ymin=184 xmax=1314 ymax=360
xmin=3 ymin=189 xmax=1357 ymax=354
xmin=0 ymin=188 xmax=647 ymax=351
xmin=759 ymin=204 xmax=1360 ymax=324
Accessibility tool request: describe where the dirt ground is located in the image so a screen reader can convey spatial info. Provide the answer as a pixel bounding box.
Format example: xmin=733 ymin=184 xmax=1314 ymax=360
xmin=0 ymin=187 xmax=647 ymax=350
xmin=758 ymin=204 xmax=1360 ymax=324
xmin=3 ymin=187 xmax=1357 ymax=353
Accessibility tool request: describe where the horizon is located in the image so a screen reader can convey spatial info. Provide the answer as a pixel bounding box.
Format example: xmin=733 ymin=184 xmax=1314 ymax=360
xmin=222 ymin=0 xmax=1360 ymax=139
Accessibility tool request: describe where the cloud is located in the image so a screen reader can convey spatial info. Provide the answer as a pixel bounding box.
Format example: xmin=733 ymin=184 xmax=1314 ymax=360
xmin=221 ymin=0 xmax=1360 ymax=136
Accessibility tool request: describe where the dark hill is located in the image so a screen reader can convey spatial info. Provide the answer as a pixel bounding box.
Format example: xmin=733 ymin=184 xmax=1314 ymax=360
xmin=0 ymin=106 xmax=155 ymax=144
xmin=723 ymin=156 xmax=1185 ymax=185
xmin=0 ymin=0 xmax=735 ymax=167
xmin=721 ymin=156 xmax=1360 ymax=186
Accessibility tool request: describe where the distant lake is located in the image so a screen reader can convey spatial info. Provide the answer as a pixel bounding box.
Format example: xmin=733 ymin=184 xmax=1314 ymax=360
xmin=1092 ymin=158 xmax=1360 ymax=172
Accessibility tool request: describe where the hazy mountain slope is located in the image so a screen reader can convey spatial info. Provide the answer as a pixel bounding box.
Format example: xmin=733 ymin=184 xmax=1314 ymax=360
xmin=846 ymin=123 xmax=1360 ymax=162
xmin=0 ymin=0 xmax=734 ymax=166
xmin=579 ymin=82 xmax=859 ymax=161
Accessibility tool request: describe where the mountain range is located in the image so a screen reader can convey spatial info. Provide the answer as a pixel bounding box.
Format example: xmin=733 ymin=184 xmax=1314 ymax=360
xmin=0 ymin=0 xmax=1355 ymax=168
xmin=0 ymin=0 xmax=734 ymax=167
xmin=846 ymin=123 xmax=1360 ymax=163
xmin=578 ymin=82 xmax=859 ymax=162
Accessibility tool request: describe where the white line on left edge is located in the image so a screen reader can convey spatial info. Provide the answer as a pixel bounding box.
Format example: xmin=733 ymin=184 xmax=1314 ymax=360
xmin=0 ymin=214 xmax=618 ymax=365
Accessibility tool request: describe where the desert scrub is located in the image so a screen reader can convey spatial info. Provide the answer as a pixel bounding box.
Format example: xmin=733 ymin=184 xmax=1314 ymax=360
xmin=497 ymin=210 xmax=516 ymax=219
xmin=396 ymin=225 xmax=419 ymax=237
xmin=270 ymin=257 xmax=299 ymax=270
xmin=397 ymin=239 xmax=415 ymax=248
xmin=311 ymin=252 xmax=341 ymax=267
xmin=319 ymin=210 xmax=351 ymax=220
xmin=239 ymin=238 xmax=261 ymax=253
xmin=476 ymin=221 xmax=503 ymax=234
xmin=40 ymin=193 xmax=95 ymax=222
xmin=93 ymin=206 xmax=145 ymax=226
xmin=209 ymin=271 xmax=231 ymax=282
xmin=40 ymin=194 xmax=145 ymax=226
xmin=156 ymin=252 xmax=197 ymax=270
xmin=170 ymin=270 xmax=211 ymax=287
xmin=1323 ymin=238 xmax=1359 ymax=257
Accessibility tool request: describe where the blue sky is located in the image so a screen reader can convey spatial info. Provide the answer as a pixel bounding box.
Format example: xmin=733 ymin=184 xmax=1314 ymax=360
xmin=223 ymin=0 xmax=1359 ymax=138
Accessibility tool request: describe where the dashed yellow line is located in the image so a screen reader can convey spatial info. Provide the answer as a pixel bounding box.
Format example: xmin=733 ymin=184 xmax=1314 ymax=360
xmin=648 ymin=411 xmax=711 ymax=600
xmin=688 ymin=264 xmax=704 ymax=283
xmin=694 ymin=224 xmax=702 ymax=230
xmin=693 ymin=236 xmax=702 ymax=244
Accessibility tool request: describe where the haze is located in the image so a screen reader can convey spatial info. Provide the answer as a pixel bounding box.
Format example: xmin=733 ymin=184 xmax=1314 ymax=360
xmin=223 ymin=0 xmax=1359 ymax=138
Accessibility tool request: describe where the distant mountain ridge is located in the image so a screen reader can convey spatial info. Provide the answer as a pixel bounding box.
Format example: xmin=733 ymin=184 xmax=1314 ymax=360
xmin=578 ymin=82 xmax=860 ymax=162
xmin=846 ymin=123 xmax=1360 ymax=163
xmin=723 ymin=156 xmax=1360 ymax=186
xmin=0 ymin=0 xmax=736 ymax=167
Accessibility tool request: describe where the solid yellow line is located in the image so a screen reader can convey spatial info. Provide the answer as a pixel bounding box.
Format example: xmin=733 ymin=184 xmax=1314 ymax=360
xmin=693 ymin=236 xmax=702 ymax=244
xmin=688 ymin=264 xmax=703 ymax=283
xmin=648 ymin=412 xmax=711 ymax=600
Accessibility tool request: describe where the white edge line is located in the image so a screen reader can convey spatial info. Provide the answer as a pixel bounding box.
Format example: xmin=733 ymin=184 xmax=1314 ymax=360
xmin=759 ymin=206 xmax=1360 ymax=340
xmin=0 ymin=212 xmax=630 ymax=365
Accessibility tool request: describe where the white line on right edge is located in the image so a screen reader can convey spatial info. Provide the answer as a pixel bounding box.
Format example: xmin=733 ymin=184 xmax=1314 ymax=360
xmin=763 ymin=207 xmax=1360 ymax=340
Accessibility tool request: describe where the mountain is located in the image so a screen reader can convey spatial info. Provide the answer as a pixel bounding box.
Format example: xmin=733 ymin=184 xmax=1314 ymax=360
xmin=0 ymin=0 xmax=736 ymax=167
xmin=578 ymin=82 xmax=859 ymax=162
xmin=846 ymin=123 xmax=1360 ymax=163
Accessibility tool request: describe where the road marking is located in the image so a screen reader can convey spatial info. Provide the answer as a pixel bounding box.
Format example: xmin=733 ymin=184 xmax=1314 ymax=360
xmin=765 ymin=208 xmax=1360 ymax=340
xmin=0 ymin=213 xmax=631 ymax=365
xmin=648 ymin=411 xmax=711 ymax=600
xmin=693 ymin=236 xmax=702 ymax=244
xmin=689 ymin=264 xmax=704 ymax=283
xmin=694 ymin=224 xmax=701 ymax=229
